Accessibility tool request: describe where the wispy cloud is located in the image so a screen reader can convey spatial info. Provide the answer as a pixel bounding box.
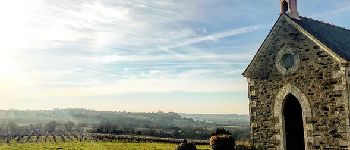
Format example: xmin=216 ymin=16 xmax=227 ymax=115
xmin=311 ymin=4 xmax=350 ymax=19
xmin=85 ymin=53 xmax=254 ymax=64
xmin=164 ymin=25 xmax=263 ymax=49
xmin=42 ymin=78 xmax=246 ymax=97
xmin=4 ymin=0 xmax=346 ymax=113
xmin=0 ymin=0 xmax=264 ymax=113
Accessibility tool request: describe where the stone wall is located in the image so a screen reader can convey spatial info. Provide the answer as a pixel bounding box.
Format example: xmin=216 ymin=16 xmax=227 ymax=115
xmin=246 ymin=16 xmax=350 ymax=150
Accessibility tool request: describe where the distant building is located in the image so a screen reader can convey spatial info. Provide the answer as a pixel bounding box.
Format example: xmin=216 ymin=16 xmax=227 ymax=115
xmin=243 ymin=0 xmax=350 ymax=149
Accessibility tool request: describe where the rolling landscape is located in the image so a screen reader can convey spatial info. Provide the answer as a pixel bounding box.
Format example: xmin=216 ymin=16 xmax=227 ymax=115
xmin=0 ymin=109 xmax=249 ymax=140
xmin=0 ymin=0 xmax=348 ymax=149
xmin=0 ymin=109 xmax=249 ymax=149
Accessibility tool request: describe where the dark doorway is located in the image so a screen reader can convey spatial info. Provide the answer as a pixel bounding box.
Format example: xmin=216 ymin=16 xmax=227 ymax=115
xmin=283 ymin=94 xmax=305 ymax=150
xmin=282 ymin=1 xmax=289 ymax=13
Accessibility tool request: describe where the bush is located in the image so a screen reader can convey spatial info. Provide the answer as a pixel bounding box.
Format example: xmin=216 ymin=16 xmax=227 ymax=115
xmin=176 ymin=139 xmax=196 ymax=150
xmin=211 ymin=128 xmax=232 ymax=136
xmin=210 ymin=128 xmax=235 ymax=150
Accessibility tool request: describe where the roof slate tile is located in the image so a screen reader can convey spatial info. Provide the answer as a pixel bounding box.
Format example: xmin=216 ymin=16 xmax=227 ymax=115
xmin=294 ymin=17 xmax=350 ymax=60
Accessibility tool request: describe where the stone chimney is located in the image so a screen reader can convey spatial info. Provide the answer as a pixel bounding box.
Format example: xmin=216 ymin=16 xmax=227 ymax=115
xmin=280 ymin=0 xmax=300 ymax=20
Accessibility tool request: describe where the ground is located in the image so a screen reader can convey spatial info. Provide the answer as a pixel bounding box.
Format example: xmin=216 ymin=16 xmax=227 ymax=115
xmin=0 ymin=142 xmax=211 ymax=150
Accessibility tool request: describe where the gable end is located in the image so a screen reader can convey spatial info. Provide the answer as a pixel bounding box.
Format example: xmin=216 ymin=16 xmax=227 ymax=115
xmin=243 ymin=14 xmax=349 ymax=78
xmin=242 ymin=14 xmax=288 ymax=77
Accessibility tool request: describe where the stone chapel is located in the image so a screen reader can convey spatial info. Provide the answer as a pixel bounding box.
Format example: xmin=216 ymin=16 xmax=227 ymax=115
xmin=243 ymin=0 xmax=350 ymax=150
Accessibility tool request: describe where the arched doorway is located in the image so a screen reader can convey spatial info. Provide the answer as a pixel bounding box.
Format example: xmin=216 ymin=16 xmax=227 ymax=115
xmin=283 ymin=94 xmax=305 ymax=150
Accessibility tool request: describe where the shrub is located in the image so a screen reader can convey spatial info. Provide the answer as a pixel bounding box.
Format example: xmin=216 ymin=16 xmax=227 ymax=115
xmin=210 ymin=128 xmax=235 ymax=150
xmin=176 ymin=139 xmax=197 ymax=150
xmin=211 ymin=128 xmax=232 ymax=136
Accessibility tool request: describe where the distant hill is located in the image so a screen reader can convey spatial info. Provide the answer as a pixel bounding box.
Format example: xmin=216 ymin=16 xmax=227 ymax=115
xmin=180 ymin=114 xmax=249 ymax=127
xmin=0 ymin=109 xmax=249 ymax=127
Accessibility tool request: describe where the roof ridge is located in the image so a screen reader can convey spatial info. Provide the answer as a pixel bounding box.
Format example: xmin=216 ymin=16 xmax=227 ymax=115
xmin=299 ymin=16 xmax=350 ymax=32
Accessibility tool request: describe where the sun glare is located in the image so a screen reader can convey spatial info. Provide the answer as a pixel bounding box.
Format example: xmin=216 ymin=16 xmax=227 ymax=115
xmin=0 ymin=1 xmax=44 ymax=96
xmin=0 ymin=1 xmax=44 ymax=75
xmin=0 ymin=55 xmax=15 ymax=76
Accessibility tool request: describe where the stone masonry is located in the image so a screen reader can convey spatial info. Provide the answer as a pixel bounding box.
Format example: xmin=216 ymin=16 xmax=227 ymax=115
xmin=243 ymin=14 xmax=350 ymax=150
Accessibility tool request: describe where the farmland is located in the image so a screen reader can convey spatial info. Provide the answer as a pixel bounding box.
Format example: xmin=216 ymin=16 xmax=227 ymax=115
xmin=0 ymin=142 xmax=211 ymax=150
xmin=0 ymin=109 xmax=249 ymax=141
xmin=0 ymin=133 xmax=211 ymax=149
xmin=0 ymin=109 xmax=249 ymax=149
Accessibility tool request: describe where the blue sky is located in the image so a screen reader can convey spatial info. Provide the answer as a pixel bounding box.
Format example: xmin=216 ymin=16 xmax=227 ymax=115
xmin=0 ymin=0 xmax=349 ymax=114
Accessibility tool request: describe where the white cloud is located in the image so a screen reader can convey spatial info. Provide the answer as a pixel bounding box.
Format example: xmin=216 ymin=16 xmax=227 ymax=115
xmin=164 ymin=25 xmax=262 ymax=49
xmin=43 ymin=78 xmax=247 ymax=97
xmin=0 ymin=0 xmax=254 ymax=113
xmin=85 ymin=53 xmax=253 ymax=64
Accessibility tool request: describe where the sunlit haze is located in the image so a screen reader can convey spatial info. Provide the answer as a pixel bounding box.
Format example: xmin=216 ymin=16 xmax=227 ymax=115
xmin=0 ymin=0 xmax=349 ymax=114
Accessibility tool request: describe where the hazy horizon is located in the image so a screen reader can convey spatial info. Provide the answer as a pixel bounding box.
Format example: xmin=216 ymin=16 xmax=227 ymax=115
xmin=0 ymin=0 xmax=349 ymax=114
xmin=0 ymin=107 xmax=249 ymax=115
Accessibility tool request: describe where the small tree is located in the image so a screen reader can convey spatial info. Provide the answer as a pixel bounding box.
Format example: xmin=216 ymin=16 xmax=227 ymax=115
xmin=210 ymin=128 xmax=235 ymax=150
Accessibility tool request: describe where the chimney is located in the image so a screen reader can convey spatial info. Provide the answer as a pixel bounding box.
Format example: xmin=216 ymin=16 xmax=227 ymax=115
xmin=280 ymin=0 xmax=300 ymax=20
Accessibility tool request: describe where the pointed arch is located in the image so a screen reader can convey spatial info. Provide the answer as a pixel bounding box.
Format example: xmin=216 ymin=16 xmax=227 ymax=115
xmin=274 ymin=84 xmax=313 ymax=150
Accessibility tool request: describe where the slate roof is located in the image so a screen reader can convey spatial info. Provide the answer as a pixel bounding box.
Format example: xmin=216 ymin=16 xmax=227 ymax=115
xmin=294 ymin=16 xmax=350 ymax=60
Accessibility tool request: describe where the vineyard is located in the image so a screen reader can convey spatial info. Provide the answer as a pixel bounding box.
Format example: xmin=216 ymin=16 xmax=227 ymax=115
xmin=0 ymin=134 xmax=210 ymax=150
xmin=0 ymin=133 xmax=209 ymax=145
xmin=0 ymin=109 xmax=250 ymax=141
xmin=0 ymin=142 xmax=211 ymax=150
xmin=0 ymin=109 xmax=249 ymax=149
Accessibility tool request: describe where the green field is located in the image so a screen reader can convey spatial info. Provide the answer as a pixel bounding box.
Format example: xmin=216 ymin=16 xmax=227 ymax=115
xmin=0 ymin=142 xmax=210 ymax=150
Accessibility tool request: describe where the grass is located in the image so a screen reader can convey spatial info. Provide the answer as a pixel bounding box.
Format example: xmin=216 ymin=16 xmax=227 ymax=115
xmin=0 ymin=142 xmax=211 ymax=150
